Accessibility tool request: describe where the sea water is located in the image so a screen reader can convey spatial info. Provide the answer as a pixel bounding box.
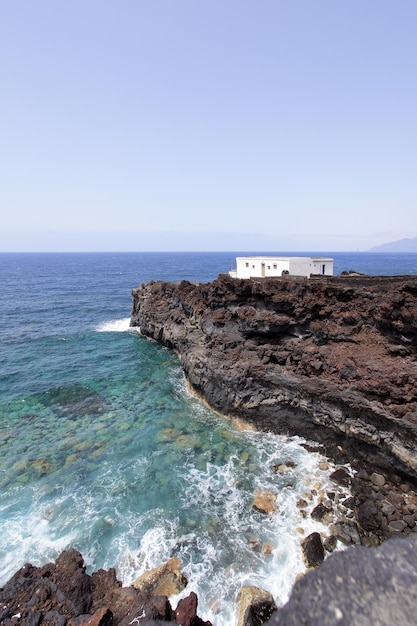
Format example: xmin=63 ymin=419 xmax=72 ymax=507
xmin=1 ymin=252 xmax=417 ymax=625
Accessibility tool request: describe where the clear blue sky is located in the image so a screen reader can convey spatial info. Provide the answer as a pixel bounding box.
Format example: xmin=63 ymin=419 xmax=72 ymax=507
xmin=1 ymin=1 xmax=416 ymax=252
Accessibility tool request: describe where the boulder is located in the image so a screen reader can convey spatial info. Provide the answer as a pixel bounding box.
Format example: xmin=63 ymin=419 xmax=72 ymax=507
xmin=357 ymin=499 xmax=381 ymax=531
xmin=330 ymin=468 xmax=351 ymax=487
xmin=252 ymin=490 xmax=278 ymax=515
xmin=329 ymin=521 xmax=361 ymax=546
xmin=132 ymin=557 xmax=188 ymax=597
xmin=235 ymin=586 xmax=277 ymax=626
xmin=267 ymin=535 xmax=417 ymax=626
xmin=301 ymin=532 xmax=325 ymax=568
xmin=174 ymin=591 xmax=213 ymax=626
xmin=69 ymin=607 xmax=113 ymax=625
xmin=310 ymin=502 xmax=332 ymax=523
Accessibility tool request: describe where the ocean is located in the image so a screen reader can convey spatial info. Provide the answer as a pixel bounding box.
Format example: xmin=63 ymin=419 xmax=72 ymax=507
xmin=1 ymin=251 xmax=417 ymax=624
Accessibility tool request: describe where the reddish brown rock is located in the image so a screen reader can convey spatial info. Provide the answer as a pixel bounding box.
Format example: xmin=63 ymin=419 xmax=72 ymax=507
xmin=131 ymin=275 xmax=417 ymax=479
xmin=0 ymin=550 xmax=206 ymax=626
xmin=174 ymin=592 xmax=212 ymax=626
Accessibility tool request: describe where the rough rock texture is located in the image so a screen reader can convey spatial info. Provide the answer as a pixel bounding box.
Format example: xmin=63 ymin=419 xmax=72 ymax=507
xmin=301 ymin=533 xmax=325 ymax=569
xmin=132 ymin=557 xmax=188 ymax=597
xmin=0 ymin=549 xmax=210 ymax=626
xmin=131 ymin=274 xmax=417 ymax=479
xmin=236 ymin=586 xmax=277 ymax=626
xmin=252 ymin=489 xmax=278 ymax=515
xmin=268 ymin=534 xmax=417 ymax=626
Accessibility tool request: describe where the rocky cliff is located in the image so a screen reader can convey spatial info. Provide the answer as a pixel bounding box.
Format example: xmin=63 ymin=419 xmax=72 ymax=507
xmin=131 ymin=274 xmax=417 ymax=479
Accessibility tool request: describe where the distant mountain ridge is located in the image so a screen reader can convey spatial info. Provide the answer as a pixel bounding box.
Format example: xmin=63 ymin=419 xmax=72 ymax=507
xmin=370 ymin=237 xmax=417 ymax=252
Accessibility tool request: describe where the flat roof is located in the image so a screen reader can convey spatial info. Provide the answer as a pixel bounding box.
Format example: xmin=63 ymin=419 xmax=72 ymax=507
xmin=236 ymin=256 xmax=333 ymax=261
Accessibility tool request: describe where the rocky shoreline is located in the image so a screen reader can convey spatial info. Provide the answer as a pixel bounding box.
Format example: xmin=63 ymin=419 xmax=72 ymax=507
xmin=129 ymin=272 xmax=417 ymax=622
xmin=0 ymin=548 xmax=212 ymax=626
xmin=3 ymin=273 xmax=417 ymax=625
xmin=131 ymin=274 xmax=417 ymax=477
xmin=131 ymin=274 xmax=417 ymax=537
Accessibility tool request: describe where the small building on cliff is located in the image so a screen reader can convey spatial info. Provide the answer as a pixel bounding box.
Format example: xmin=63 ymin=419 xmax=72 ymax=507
xmin=229 ymin=256 xmax=334 ymax=279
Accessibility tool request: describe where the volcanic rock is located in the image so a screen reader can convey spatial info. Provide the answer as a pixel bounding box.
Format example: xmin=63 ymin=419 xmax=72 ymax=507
xmin=0 ymin=550 xmax=208 ymax=626
xmin=252 ymin=489 xmax=278 ymax=514
xmin=301 ymin=532 xmax=325 ymax=568
xmin=132 ymin=557 xmax=188 ymax=597
xmin=174 ymin=591 xmax=212 ymax=626
xmin=236 ymin=586 xmax=277 ymax=626
xmin=131 ymin=274 xmax=417 ymax=479
xmin=267 ymin=535 xmax=417 ymax=626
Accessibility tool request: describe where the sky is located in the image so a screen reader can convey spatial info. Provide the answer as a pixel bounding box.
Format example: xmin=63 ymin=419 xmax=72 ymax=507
xmin=1 ymin=1 xmax=416 ymax=252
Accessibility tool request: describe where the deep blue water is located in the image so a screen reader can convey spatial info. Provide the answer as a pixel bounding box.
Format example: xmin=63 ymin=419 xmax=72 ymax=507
xmin=1 ymin=252 xmax=416 ymax=624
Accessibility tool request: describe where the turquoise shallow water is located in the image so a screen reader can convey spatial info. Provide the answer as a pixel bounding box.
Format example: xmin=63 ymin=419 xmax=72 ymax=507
xmin=1 ymin=252 xmax=417 ymax=624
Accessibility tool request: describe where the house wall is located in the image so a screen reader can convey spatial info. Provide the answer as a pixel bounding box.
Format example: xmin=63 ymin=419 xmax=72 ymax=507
xmin=235 ymin=257 xmax=290 ymax=279
xmin=310 ymin=258 xmax=334 ymax=276
xmin=231 ymin=256 xmax=333 ymax=278
xmin=288 ymin=257 xmax=334 ymax=276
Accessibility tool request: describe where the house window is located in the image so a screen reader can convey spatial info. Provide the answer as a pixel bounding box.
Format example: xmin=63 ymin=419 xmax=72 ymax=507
xmin=245 ymin=262 xmax=249 ymax=268
xmin=267 ymin=265 xmax=270 ymax=269
xmin=252 ymin=265 xmax=255 ymax=269
xmin=273 ymin=264 xmax=277 ymax=269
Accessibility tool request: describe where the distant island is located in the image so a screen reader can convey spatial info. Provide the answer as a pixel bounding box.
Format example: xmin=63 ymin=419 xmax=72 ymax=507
xmin=370 ymin=236 xmax=417 ymax=252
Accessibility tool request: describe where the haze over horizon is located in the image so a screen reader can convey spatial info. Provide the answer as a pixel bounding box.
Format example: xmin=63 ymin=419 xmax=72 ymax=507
xmin=1 ymin=1 xmax=416 ymax=253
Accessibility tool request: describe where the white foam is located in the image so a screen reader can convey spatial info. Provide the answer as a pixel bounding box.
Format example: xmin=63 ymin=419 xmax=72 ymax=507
xmin=95 ymin=318 xmax=139 ymax=333
xmin=0 ymin=504 xmax=77 ymax=585
xmin=0 ymin=395 xmax=351 ymax=626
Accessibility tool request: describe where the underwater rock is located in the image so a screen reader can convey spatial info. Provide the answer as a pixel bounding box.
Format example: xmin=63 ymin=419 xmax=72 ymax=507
xmin=31 ymin=457 xmax=56 ymax=475
xmin=174 ymin=434 xmax=201 ymax=449
xmin=38 ymin=385 xmax=106 ymax=418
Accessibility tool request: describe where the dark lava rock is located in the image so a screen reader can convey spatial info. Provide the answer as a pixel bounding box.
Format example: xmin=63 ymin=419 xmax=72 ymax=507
xmin=357 ymin=499 xmax=381 ymax=531
xmin=310 ymin=502 xmax=332 ymax=522
xmin=267 ymin=535 xmax=417 ymax=626
xmin=301 ymin=532 xmax=325 ymax=569
xmin=174 ymin=592 xmax=212 ymax=626
xmin=131 ymin=274 xmax=417 ymax=479
xmin=0 ymin=550 xmax=208 ymax=626
xmin=330 ymin=468 xmax=352 ymax=488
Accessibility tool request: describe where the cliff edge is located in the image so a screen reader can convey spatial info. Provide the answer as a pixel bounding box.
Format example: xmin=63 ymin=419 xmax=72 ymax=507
xmin=131 ymin=274 xmax=417 ymax=479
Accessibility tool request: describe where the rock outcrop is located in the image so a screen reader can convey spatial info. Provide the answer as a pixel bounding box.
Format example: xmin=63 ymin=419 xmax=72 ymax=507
xmin=132 ymin=557 xmax=188 ymax=598
xmin=235 ymin=586 xmax=277 ymax=626
xmin=0 ymin=549 xmax=211 ymax=626
xmin=131 ymin=274 xmax=417 ymax=480
xmin=268 ymin=534 xmax=417 ymax=626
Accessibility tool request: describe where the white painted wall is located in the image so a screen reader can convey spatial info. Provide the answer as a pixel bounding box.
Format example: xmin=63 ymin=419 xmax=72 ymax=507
xmin=230 ymin=256 xmax=333 ymax=279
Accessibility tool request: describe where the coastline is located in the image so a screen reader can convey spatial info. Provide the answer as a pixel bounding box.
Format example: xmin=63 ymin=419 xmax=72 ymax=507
xmin=2 ymin=266 xmax=417 ymax=625
xmin=131 ymin=273 xmax=417 ymax=545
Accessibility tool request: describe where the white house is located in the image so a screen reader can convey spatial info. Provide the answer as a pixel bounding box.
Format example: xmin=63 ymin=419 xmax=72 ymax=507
xmin=229 ymin=256 xmax=334 ymax=279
